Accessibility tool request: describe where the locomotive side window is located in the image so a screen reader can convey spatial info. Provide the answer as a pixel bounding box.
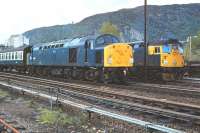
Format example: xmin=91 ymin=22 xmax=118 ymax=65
xmin=59 ymin=44 xmax=64 ymax=47
xmin=155 ymin=47 xmax=160 ymax=54
xmin=96 ymin=51 xmax=102 ymax=64
xmin=69 ymin=48 xmax=77 ymax=63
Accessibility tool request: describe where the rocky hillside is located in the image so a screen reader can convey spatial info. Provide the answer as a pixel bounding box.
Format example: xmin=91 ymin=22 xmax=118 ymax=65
xmin=24 ymin=3 xmax=200 ymax=44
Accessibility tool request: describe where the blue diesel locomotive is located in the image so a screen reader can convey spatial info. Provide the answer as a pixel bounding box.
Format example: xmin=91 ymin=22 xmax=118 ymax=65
xmin=0 ymin=34 xmax=133 ymax=82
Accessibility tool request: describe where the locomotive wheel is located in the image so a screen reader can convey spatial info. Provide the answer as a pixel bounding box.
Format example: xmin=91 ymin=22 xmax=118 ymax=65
xmin=85 ymin=70 xmax=96 ymax=81
xmin=162 ymin=73 xmax=175 ymax=81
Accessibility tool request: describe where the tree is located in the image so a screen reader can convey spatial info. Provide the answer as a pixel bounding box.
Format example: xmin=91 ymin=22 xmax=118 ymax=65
xmin=184 ymin=31 xmax=200 ymax=61
xmin=99 ymin=21 xmax=120 ymax=37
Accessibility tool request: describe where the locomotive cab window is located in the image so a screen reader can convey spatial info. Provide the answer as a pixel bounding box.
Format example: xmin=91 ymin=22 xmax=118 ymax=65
xmin=163 ymin=45 xmax=171 ymax=53
xmin=95 ymin=35 xmax=119 ymax=47
xmin=178 ymin=46 xmax=184 ymax=54
xmin=155 ymin=47 xmax=160 ymax=54
xmin=69 ymin=48 xmax=77 ymax=63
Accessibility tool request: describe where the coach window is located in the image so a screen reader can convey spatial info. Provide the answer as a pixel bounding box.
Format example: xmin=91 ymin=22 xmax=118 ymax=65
xmin=17 ymin=52 xmax=20 ymax=60
xmin=9 ymin=52 xmax=11 ymax=60
xmin=8 ymin=53 xmax=10 ymax=60
xmin=6 ymin=53 xmax=9 ymax=60
xmin=12 ymin=52 xmax=14 ymax=60
xmin=10 ymin=52 xmax=12 ymax=60
xmin=21 ymin=52 xmax=23 ymax=60
xmin=15 ymin=52 xmax=17 ymax=60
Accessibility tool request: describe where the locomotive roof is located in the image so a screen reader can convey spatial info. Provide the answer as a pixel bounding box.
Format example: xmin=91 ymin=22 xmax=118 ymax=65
xmin=149 ymin=39 xmax=182 ymax=45
xmin=33 ymin=35 xmax=96 ymax=48
xmin=131 ymin=39 xmax=182 ymax=46
xmin=33 ymin=34 xmax=119 ymax=49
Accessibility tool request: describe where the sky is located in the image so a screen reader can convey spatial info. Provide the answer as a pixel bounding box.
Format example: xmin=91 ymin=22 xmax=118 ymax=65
xmin=0 ymin=0 xmax=200 ymax=43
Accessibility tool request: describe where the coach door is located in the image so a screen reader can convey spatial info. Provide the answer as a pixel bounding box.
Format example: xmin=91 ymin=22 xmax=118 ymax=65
xmin=24 ymin=46 xmax=32 ymax=65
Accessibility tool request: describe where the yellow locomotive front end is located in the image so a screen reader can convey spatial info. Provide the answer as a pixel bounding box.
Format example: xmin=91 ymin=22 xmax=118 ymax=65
xmin=104 ymin=43 xmax=133 ymax=67
xmin=146 ymin=41 xmax=185 ymax=80
xmin=102 ymin=43 xmax=133 ymax=83
xmin=160 ymin=45 xmax=184 ymax=68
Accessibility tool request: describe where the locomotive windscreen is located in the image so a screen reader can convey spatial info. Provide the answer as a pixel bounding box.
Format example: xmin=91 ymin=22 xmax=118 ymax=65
xmin=95 ymin=34 xmax=119 ymax=47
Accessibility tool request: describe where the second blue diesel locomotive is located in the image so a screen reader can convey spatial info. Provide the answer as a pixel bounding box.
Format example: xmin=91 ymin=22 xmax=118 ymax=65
xmin=129 ymin=39 xmax=185 ymax=81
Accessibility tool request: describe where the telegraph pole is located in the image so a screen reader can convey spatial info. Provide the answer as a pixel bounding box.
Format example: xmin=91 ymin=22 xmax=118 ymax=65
xmin=189 ymin=36 xmax=192 ymax=62
xmin=144 ymin=0 xmax=148 ymax=81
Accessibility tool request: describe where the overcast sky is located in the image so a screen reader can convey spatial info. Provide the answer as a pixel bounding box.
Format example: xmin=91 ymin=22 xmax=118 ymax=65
xmin=0 ymin=0 xmax=199 ymax=43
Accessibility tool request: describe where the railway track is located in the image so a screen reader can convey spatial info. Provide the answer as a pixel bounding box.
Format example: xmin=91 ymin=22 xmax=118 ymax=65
xmin=0 ymin=72 xmax=200 ymax=128
xmin=4 ymin=71 xmax=200 ymax=98
xmin=127 ymin=81 xmax=200 ymax=98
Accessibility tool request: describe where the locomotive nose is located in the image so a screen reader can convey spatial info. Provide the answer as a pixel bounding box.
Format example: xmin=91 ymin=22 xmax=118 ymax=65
xmin=104 ymin=43 xmax=133 ymax=67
